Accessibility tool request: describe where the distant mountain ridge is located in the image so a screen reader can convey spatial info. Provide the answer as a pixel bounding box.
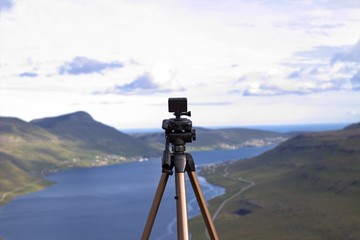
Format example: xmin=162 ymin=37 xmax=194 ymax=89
xmin=132 ymin=127 xmax=290 ymax=151
xmin=31 ymin=111 xmax=95 ymax=127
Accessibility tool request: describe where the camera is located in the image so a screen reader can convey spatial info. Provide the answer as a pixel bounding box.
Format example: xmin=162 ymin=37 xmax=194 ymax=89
xmin=162 ymin=98 xmax=196 ymax=142
xmin=168 ymin=98 xmax=187 ymax=113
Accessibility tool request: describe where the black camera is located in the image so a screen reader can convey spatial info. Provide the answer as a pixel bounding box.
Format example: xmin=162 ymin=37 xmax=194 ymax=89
xmin=162 ymin=98 xmax=196 ymax=142
xmin=168 ymin=98 xmax=187 ymax=113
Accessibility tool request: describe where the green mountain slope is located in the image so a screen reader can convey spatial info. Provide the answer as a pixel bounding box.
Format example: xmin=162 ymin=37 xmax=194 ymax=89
xmin=0 ymin=112 xmax=160 ymax=205
xmin=31 ymin=111 xmax=157 ymax=156
xmin=0 ymin=116 xmax=86 ymax=171
xmin=190 ymin=123 xmax=360 ymax=240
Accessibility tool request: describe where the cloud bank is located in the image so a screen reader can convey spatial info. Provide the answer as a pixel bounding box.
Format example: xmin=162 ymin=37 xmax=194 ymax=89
xmin=1 ymin=0 xmax=360 ymax=127
xmin=351 ymin=70 xmax=360 ymax=90
xmin=19 ymin=72 xmax=38 ymax=78
xmin=107 ymin=72 xmax=161 ymax=94
xmin=59 ymin=56 xmax=123 ymax=75
xmin=235 ymin=39 xmax=360 ymax=96
xmin=100 ymin=71 xmax=184 ymax=95
xmin=332 ymin=40 xmax=360 ymax=63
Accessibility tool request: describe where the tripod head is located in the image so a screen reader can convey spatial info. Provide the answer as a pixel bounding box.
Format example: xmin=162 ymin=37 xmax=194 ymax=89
xmin=162 ymin=98 xmax=196 ymax=172
xmin=162 ymin=98 xmax=196 ymax=141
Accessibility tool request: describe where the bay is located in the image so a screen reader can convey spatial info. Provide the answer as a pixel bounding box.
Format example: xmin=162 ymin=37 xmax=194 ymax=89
xmin=0 ymin=146 xmax=273 ymax=240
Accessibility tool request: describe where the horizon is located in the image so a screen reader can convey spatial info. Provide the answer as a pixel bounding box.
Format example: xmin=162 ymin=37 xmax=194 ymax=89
xmin=0 ymin=110 xmax=352 ymax=134
xmin=120 ymin=122 xmax=352 ymax=133
xmin=1 ymin=0 xmax=359 ymax=129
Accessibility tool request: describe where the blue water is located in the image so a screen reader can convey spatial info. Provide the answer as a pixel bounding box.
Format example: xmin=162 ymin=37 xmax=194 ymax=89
xmin=0 ymin=146 xmax=273 ymax=240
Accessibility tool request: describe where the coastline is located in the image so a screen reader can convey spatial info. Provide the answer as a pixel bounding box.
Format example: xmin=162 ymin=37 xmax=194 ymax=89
xmin=0 ymin=146 xmax=277 ymax=240
xmin=0 ymin=156 xmax=146 ymax=207
xmin=0 ymin=144 xmax=275 ymax=208
xmin=0 ymin=179 xmax=54 ymax=207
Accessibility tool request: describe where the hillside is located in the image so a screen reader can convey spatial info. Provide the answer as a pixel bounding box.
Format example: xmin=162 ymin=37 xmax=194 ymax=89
xmin=0 ymin=112 xmax=291 ymax=206
xmin=0 ymin=112 xmax=159 ymax=205
xmin=190 ymin=123 xmax=360 ymax=239
xmin=31 ymin=111 xmax=157 ymax=156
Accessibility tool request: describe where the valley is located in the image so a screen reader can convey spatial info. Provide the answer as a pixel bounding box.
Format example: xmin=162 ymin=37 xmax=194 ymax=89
xmin=0 ymin=111 xmax=289 ymax=206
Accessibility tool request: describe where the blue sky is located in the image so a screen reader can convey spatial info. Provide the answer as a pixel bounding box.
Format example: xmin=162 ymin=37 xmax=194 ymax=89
xmin=0 ymin=0 xmax=359 ymax=129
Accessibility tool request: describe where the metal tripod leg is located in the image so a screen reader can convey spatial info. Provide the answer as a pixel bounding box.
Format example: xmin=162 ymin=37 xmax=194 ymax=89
xmin=141 ymin=172 xmax=170 ymax=240
xmin=175 ymin=172 xmax=189 ymax=240
xmin=187 ymin=171 xmax=219 ymax=240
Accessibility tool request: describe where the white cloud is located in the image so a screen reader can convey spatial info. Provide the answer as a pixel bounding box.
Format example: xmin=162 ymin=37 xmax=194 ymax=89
xmin=58 ymin=56 xmax=123 ymax=75
xmin=233 ymin=69 xmax=345 ymax=96
xmin=332 ymin=40 xmax=360 ymax=63
xmin=351 ymin=70 xmax=360 ymax=90
xmin=1 ymin=0 xmax=360 ymax=127
xmin=234 ymin=39 xmax=360 ymax=96
xmin=349 ymin=110 xmax=360 ymax=116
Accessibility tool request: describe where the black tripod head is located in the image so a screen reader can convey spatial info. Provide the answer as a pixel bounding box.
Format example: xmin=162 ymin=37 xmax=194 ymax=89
xmin=162 ymin=98 xmax=196 ymax=142
xmin=162 ymin=98 xmax=196 ymax=172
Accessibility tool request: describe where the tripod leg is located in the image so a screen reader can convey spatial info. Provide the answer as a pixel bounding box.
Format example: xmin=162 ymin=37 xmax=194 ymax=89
xmin=187 ymin=171 xmax=219 ymax=240
xmin=141 ymin=172 xmax=169 ymax=240
xmin=175 ymin=172 xmax=189 ymax=240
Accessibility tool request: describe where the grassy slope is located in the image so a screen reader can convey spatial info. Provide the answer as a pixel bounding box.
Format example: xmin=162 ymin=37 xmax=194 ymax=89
xmin=0 ymin=114 xmax=160 ymax=206
xmin=0 ymin=117 xmax=97 ymax=205
xmin=31 ymin=111 xmax=158 ymax=156
xmin=0 ymin=158 xmax=52 ymax=205
xmin=190 ymin=126 xmax=360 ymax=240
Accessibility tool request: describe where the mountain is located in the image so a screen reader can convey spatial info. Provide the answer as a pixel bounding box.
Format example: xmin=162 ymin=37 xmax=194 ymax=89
xmin=0 ymin=117 xmax=67 ymax=205
xmin=0 ymin=112 xmax=160 ymax=205
xmin=30 ymin=111 xmax=157 ymax=156
xmin=190 ymin=122 xmax=360 ymax=239
xmin=0 ymin=117 xmax=70 ymax=171
xmin=0 ymin=111 xmax=293 ymax=207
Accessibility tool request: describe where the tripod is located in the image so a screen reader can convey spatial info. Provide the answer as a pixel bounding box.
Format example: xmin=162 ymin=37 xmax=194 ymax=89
xmin=141 ymin=133 xmax=219 ymax=240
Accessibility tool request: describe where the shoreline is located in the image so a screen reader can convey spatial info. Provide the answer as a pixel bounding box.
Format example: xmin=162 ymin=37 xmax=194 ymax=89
xmin=0 ymin=145 xmax=269 ymax=208
xmin=0 ymin=147 xmax=275 ymax=240
xmin=0 ymin=179 xmax=54 ymax=207
xmin=0 ymin=156 xmax=147 ymax=207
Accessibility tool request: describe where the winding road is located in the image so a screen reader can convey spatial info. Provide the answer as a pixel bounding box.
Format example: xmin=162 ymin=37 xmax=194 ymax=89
xmin=205 ymin=165 xmax=255 ymax=239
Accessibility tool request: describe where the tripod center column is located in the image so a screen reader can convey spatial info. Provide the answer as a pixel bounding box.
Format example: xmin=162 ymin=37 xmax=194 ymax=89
xmin=173 ymin=151 xmax=186 ymax=173
xmin=175 ymin=171 xmax=189 ymax=240
xmin=173 ymin=149 xmax=189 ymax=240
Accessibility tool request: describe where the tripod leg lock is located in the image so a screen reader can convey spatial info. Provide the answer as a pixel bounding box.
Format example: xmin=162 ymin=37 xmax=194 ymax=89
xmin=162 ymin=167 xmax=174 ymax=175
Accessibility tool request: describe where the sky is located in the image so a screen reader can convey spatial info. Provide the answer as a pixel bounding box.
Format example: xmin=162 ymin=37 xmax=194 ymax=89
xmin=1 ymin=0 xmax=360 ymax=129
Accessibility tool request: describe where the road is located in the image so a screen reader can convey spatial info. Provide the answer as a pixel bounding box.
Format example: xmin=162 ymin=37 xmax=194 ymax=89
xmin=205 ymin=165 xmax=255 ymax=239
